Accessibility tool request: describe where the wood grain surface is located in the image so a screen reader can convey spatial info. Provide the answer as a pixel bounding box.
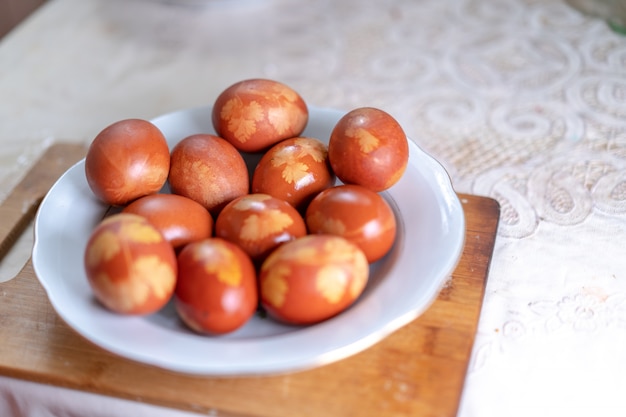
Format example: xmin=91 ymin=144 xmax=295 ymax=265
xmin=0 ymin=143 xmax=500 ymax=417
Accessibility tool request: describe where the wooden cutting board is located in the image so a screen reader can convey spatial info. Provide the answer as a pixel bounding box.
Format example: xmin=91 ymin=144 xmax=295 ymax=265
xmin=0 ymin=143 xmax=500 ymax=417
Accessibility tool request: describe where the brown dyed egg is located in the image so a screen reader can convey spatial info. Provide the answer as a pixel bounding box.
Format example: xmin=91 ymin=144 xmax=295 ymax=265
xmin=83 ymin=213 xmax=177 ymax=315
xmin=328 ymin=107 xmax=408 ymax=192
xmin=169 ymin=134 xmax=249 ymax=215
xmin=306 ymin=184 xmax=396 ymax=263
xmin=252 ymin=137 xmax=335 ymax=211
xmin=85 ymin=119 xmax=170 ymax=206
xmin=122 ymin=193 xmax=213 ymax=250
xmin=175 ymin=238 xmax=258 ymax=335
xmin=212 ymin=78 xmax=309 ymax=152
xmin=259 ymin=234 xmax=368 ymax=325
xmin=215 ymin=193 xmax=307 ymax=263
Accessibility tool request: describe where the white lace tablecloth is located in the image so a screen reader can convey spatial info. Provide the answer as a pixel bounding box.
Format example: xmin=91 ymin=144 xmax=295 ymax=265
xmin=1 ymin=0 xmax=625 ymax=416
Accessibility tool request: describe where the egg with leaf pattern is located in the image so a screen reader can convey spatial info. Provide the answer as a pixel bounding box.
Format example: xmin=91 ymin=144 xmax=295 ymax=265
xmin=259 ymin=234 xmax=368 ymax=325
xmin=328 ymin=107 xmax=408 ymax=192
xmin=83 ymin=213 xmax=177 ymax=315
xmin=175 ymin=238 xmax=258 ymax=335
xmin=305 ymin=184 xmax=396 ymax=263
xmin=212 ymin=78 xmax=309 ymax=153
xmin=168 ymin=133 xmax=249 ymax=216
xmin=215 ymin=193 xmax=307 ymax=264
xmin=251 ymin=137 xmax=335 ymax=211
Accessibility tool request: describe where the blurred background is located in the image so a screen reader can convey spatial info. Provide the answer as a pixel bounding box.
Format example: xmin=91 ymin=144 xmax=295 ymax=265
xmin=0 ymin=0 xmax=46 ymax=38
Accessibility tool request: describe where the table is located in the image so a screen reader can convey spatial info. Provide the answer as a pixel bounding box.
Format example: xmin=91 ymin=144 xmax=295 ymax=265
xmin=1 ymin=0 xmax=625 ymax=416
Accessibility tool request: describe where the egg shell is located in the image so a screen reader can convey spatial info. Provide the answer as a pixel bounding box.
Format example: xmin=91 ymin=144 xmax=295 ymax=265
xmin=175 ymin=238 xmax=258 ymax=335
xmin=252 ymin=137 xmax=335 ymax=211
xmin=212 ymin=78 xmax=309 ymax=153
xmin=215 ymin=193 xmax=307 ymax=264
xmin=85 ymin=119 xmax=170 ymax=206
xmin=259 ymin=234 xmax=369 ymax=325
xmin=122 ymin=193 xmax=213 ymax=250
xmin=305 ymin=184 xmax=397 ymax=263
xmin=83 ymin=213 xmax=177 ymax=315
xmin=328 ymin=107 xmax=408 ymax=192
xmin=168 ymin=134 xmax=249 ymax=215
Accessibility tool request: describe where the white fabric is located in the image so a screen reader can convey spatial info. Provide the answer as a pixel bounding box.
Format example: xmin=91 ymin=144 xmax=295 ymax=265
xmin=0 ymin=376 xmax=204 ymax=417
xmin=0 ymin=0 xmax=625 ymax=416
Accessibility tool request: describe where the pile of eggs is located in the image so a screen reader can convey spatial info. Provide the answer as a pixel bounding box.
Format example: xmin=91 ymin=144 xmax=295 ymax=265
xmin=83 ymin=78 xmax=409 ymax=335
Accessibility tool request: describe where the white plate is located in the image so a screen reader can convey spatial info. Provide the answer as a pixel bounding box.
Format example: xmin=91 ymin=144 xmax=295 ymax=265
xmin=32 ymin=105 xmax=465 ymax=376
